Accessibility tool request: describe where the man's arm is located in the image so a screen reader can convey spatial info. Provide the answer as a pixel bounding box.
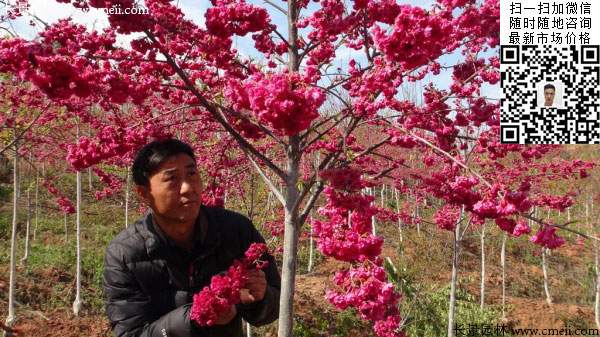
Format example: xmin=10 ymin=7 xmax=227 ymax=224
xmin=103 ymin=243 xmax=204 ymax=337
xmin=236 ymin=224 xmax=281 ymax=326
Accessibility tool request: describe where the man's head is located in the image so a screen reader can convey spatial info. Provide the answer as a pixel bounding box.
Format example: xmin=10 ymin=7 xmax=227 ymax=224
xmin=132 ymin=139 xmax=202 ymax=224
xmin=543 ymin=84 xmax=555 ymax=106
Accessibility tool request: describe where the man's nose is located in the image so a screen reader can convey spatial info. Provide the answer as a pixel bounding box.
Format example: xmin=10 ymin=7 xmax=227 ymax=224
xmin=180 ymin=179 xmax=195 ymax=195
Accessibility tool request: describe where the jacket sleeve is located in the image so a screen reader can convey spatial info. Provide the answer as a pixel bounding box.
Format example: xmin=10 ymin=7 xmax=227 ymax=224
xmin=103 ymin=243 xmax=206 ymax=337
xmin=236 ymin=222 xmax=281 ymax=326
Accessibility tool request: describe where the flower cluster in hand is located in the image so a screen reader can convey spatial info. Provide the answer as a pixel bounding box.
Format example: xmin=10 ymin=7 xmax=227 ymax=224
xmin=190 ymin=243 xmax=269 ymax=326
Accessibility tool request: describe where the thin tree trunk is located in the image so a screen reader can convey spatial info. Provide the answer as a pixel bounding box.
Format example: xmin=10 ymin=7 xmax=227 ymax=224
xmin=394 ymin=188 xmax=403 ymax=243
xmin=33 ymin=167 xmax=39 ymax=242
xmin=447 ymin=206 xmax=464 ymax=337
xmin=415 ymin=194 xmax=420 ymax=236
xmin=595 ymin=240 xmax=600 ymax=329
xmin=5 ymin=132 xmax=19 ymax=330
xmin=480 ymin=222 xmax=486 ymax=309
xmin=277 ymin=135 xmax=301 ymax=337
xmin=124 ymin=166 xmax=130 ymax=228
xmin=88 ymin=167 xmax=92 ymax=191
xmin=541 ymin=247 xmax=552 ymax=305
xmin=88 ymin=126 xmax=93 ymax=191
xmin=73 ymin=125 xmax=83 ymax=316
xmin=22 ymin=154 xmax=32 ymax=263
xmin=540 ymin=209 xmax=552 ymax=305
xmin=308 ymin=212 xmax=314 ymax=273
xmin=371 ymin=187 xmax=377 ymax=236
xmin=64 ymin=213 xmax=68 ymax=242
xmin=501 ymin=232 xmax=507 ymax=320
xmin=21 ymin=185 xmax=31 ymax=264
xmin=588 ymin=199 xmax=600 ymax=329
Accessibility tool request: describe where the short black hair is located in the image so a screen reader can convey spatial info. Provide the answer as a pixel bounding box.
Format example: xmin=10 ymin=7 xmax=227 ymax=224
xmin=131 ymin=139 xmax=196 ymax=186
xmin=544 ymin=84 xmax=555 ymax=91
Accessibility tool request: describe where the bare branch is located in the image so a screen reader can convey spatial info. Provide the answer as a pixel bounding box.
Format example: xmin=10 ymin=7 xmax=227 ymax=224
xmin=263 ymin=0 xmax=288 ymax=15
xmin=0 ymin=108 xmax=45 ymax=156
xmin=245 ymin=151 xmax=286 ymax=205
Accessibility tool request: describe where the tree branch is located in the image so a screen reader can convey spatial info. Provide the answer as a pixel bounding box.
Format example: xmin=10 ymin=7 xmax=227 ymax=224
xmin=144 ymin=30 xmax=287 ymax=180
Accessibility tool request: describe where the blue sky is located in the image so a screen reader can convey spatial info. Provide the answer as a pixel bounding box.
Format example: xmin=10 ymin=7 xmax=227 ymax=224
xmin=2 ymin=0 xmax=499 ymax=100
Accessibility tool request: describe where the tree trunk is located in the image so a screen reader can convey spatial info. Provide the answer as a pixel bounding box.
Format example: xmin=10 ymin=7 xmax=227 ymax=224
xmin=541 ymin=247 xmax=552 ymax=305
xmin=371 ymin=187 xmax=377 ymax=236
xmin=595 ymin=229 xmax=600 ymax=328
xmin=480 ymin=222 xmax=486 ymax=309
xmin=21 ymin=184 xmax=31 ymax=264
xmin=308 ymin=212 xmax=314 ymax=273
xmin=88 ymin=167 xmax=92 ymax=191
xmin=64 ymin=213 xmax=68 ymax=242
xmin=5 ymin=132 xmax=19 ymax=330
xmin=73 ymin=126 xmax=83 ymax=316
xmin=501 ymin=232 xmax=507 ymax=320
xmin=394 ymin=188 xmax=403 ymax=243
xmin=277 ymin=136 xmax=301 ymax=337
xmin=22 ymin=154 xmax=32 ymax=263
xmin=447 ymin=206 xmax=463 ymax=337
xmin=88 ymin=126 xmax=93 ymax=191
xmin=33 ymin=168 xmax=39 ymax=242
xmin=415 ymin=194 xmax=420 ymax=236
xmin=125 ymin=166 xmax=130 ymax=228
xmin=587 ymin=199 xmax=600 ymax=329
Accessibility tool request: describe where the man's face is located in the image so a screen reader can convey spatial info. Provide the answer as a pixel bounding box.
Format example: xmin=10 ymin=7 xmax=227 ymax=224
xmin=544 ymin=88 xmax=555 ymax=106
xmin=137 ymin=153 xmax=202 ymax=224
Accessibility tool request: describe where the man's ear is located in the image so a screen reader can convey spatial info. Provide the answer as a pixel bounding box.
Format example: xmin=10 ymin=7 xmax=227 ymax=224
xmin=135 ymin=184 xmax=150 ymax=205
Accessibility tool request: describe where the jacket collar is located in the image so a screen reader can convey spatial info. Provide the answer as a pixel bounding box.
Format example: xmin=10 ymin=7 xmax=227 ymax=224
xmin=139 ymin=204 xmax=222 ymax=258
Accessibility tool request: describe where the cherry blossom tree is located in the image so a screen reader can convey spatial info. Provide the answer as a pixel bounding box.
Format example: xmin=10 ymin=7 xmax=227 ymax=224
xmin=3 ymin=0 xmax=596 ymax=335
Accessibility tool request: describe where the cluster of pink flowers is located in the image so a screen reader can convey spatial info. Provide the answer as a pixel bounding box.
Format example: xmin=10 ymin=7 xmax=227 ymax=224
xmin=205 ymin=0 xmax=270 ymax=38
xmin=434 ymin=204 xmax=461 ymax=231
xmin=201 ymin=185 xmax=225 ymax=208
xmin=534 ymin=195 xmax=574 ymax=211
xmin=190 ymin=243 xmax=269 ymax=326
xmin=512 ymin=219 xmax=531 ymax=237
xmin=1 ymin=0 xmax=29 ymax=20
xmin=530 ymin=225 xmax=565 ymax=249
xmin=314 ymin=168 xmax=404 ymax=337
xmin=92 ymin=167 xmax=123 ymax=200
xmin=67 ymin=124 xmax=169 ymax=170
xmin=373 ymin=5 xmax=453 ymax=70
xmin=224 ymin=72 xmax=325 ymax=135
xmin=43 ymin=180 xmax=75 ymax=214
xmin=326 ymin=262 xmax=404 ymax=337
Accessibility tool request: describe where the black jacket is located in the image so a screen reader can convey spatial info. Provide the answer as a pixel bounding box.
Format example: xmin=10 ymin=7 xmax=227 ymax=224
xmin=103 ymin=205 xmax=281 ymax=337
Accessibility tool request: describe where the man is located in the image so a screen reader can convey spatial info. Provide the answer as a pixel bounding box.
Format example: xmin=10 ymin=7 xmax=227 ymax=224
xmin=543 ymin=84 xmax=556 ymax=107
xmin=103 ymin=139 xmax=280 ymax=337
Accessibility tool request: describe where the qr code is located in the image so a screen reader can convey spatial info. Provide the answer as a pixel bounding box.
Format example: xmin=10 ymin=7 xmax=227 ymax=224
xmin=500 ymin=45 xmax=600 ymax=144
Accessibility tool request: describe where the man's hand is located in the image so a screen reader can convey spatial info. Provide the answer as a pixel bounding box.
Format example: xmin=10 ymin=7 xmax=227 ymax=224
xmin=213 ymin=305 xmax=237 ymax=325
xmin=240 ymin=270 xmax=267 ymax=304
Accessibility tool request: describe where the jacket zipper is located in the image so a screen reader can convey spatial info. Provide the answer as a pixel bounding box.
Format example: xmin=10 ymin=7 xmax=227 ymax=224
xmin=188 ymin=262 xmax=194 ymax=288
